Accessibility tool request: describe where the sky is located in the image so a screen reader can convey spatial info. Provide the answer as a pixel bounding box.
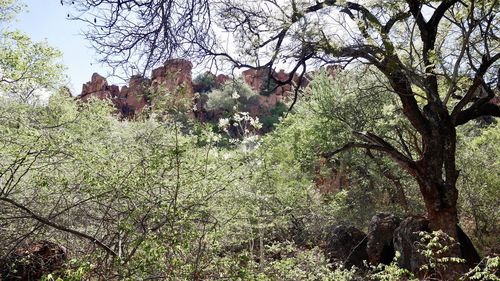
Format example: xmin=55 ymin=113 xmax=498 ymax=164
xmin=13 ymin=0 xmax=117 ymax=95
xmin=9 ymin=0 xmax=384 ymax=96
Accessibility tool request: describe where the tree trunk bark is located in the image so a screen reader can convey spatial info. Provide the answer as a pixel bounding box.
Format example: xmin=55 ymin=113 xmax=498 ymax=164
xmin=414 ymin=118 xmax=470 ymax=279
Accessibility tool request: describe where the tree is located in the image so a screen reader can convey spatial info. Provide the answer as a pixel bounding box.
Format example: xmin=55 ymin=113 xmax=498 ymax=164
xmin=0 ymin=0 xmax=64 ymax=103
xmin=67 ymin=0 xmax=499 ymax=272
xmin=205 ymin=79 xmax=258 ymax=113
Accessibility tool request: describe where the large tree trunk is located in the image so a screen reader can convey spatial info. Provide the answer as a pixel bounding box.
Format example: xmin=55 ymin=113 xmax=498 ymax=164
xmin=414 ymin=116 xmax=472 ymax=278
xmin=417 ymin=110 xmax=459 ymax=233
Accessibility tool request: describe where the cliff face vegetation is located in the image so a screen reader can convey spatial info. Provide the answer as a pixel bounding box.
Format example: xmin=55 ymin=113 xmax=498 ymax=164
xmin=1 ymin=0 xmax=500 ymax=280
xmin=76 ymin=59 xmax=306 ymax=134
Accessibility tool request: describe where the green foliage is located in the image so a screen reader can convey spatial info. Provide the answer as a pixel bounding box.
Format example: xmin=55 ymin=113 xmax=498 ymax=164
xmin=193 ymin=72 xmax=217 ymax=93
xmin=370 ymin=252 xmax=417 ymax=281
xmin=2 ymin=63 xmax=498 ymax=280
xmin=416 ymin=230 xmax=465 ymax=277
xmin=0 ymin=93 xmax=336 ymax=279
xmin=1 ymin=0 xmax=500 ymax=280
xmin=262 ymin=69 xmax=422 ymax=226
xmin=462 ymin=256 xmax=500 ymax=281
xmin=260 ymin=101 xmax=288 ymax=130
xmin=457 ymin=122 xmax=500 ymax=251
xmin=41 ymin=259 xmax=93 ymax=281
xmin=0 ymin=0 xmax=24 ymax=22
xmin=0 ymin=1 xmax=64 ymax=103
xmin=204 ymin=242 xmax=357 ymax=281
xmin=205 ymin=79 xmax=257 ymax=113
xmin=254 ymin=243 xmax=357 ymax=281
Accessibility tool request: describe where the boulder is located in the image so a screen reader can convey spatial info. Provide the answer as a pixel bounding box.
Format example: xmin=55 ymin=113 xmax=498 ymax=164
xmin=457 ymin=225 xmax=481 ymax=270
xmin=324 ymin=225 xmax=368 ymax=268
xmin=393 ymin=216 xmax=481 ymax=277
xmin=367 ymin=213 xmax=401 ymax=265
xmin=393 ymin=216 xmax=429 ymax=273
xmin=0 ymin=240 xmax=68 ymax=281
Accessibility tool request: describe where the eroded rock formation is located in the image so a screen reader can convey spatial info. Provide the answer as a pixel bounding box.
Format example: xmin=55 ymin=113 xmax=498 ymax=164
xmin=77 ymin=59 xmax=316 ymax=121
xmin=151 ymin=59 xmax=193 ymax=97
xmin=78 ymin=59 xmax=194 ymax=117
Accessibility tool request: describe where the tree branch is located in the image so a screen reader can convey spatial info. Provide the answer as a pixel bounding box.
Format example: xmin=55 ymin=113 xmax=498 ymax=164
xmin=323 ymin=131 xmax=418 ymax=177
xmin=0 ymin=197 xmax=118 ymax=257
xmin=451 ymin=52 xmax=500 ymax=121
xmin=454 ymin=101 xmax=500 ymax=126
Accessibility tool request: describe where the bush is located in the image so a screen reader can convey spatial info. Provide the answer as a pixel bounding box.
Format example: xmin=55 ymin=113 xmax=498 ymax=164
xmin=205 ymin=79 xmax=257 ymax=113
xmin=193 ymin=72 xmax=217 ymax=93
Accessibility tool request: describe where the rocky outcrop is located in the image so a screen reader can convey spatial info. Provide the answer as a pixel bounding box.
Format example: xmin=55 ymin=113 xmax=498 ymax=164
xmin=79 ymin=73 xmax=120 ymax=102
xmin=241 ymin=68 xmax=298 ymax=109
xmin=324 ymin=225 xmax=368 ymax=268
xmin=78 ymin=59 xmax=194 ymax=117
xmin=79 ymin=72 xmax=143 ymax=116
xmin=367 ymin=213 xmax=401 ymax=265
xmin=0 ymin=240 xmax=68 ymax=280
xmin=82 ymin=72 xmax=107 ymax=94
xmin=120 ymin=75 xmax=151 ymax=116
xmin=77 ymin=60 xmax=315 ymax=120
xmin=151 ymin=59 xmax=193 ymax=98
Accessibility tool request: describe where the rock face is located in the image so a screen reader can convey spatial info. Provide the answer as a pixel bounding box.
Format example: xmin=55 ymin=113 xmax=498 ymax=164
xmin=120 ymin=75 xmax=151 ymax=116
xmin=0 ymin=240 xmax=68 ymax=281
xmin=79 ymin=73 xmax=120 ymax=102
xmin=393 ymin=216 xmax=429 ymax=273
xmin=78 ymin=59 xmax=194 ymax=117
xmin=151 ymin=59 xmax=193 ymax=97
xmin=324 ymin=225 xmax=368 ymax=268
xmin=367 ymin=213 xmax=401 ymax=265
xmin=82 ymin=72 xmax=107 ymax=94
xmin=77 ymin=60 xmax=313 ymax=120
xmin=241 ymin=68 xmax=299 ymax=107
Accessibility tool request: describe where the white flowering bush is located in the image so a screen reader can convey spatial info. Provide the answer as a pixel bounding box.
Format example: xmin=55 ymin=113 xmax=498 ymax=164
xmin=218 ymin=111 xmax=262 ymax=147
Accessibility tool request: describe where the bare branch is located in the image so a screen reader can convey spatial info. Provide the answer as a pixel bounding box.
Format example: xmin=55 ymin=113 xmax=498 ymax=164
xmin=0 ymin=197 xmax=118 ymax=257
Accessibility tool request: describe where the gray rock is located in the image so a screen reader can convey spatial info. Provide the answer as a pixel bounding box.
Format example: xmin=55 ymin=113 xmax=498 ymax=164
xmin=324 ymin=225 xmax=368 ymax=268
xmin=367 ymin=213 xmax=401 ymax=265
